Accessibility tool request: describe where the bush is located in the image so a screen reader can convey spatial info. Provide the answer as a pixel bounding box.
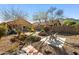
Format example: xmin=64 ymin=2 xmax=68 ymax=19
xmin=7 ymin=44 xmax=18 ymax=54
xmin=63 ymin=20 xmax=76 ymax=25
xmin=18 ymin=35 xmax=27 ymax=41
xmin=74 ymin=23 xmax=79 ymax=28
xmin=8 ymin=29 xmax=17 ymax=35
xmin=0 ymin=24 xmax=7 ymax=38
xmin=44 ymin=50 xmax=52 ymax=55
xmin=41 ymin=28 xmax=45 ymax=32
xmin=74 ymin=23 xmax=79 ymax=33
xmin=10 ymin=38 xmax=17 ymax=43
xmin=32 ymin=36 xmax=41 ymax=42
xmin=44 ymin=26 xmax=50 ymax=32
xmin=25 ymin=36 xmax=41 ymax=43
xmin=16 ymin=29 xmax=22 ymax=36
xmin=30 ymin=27 xmax=35 ymax=32
xmin=38 ymin=32 xmax=48 ymax=36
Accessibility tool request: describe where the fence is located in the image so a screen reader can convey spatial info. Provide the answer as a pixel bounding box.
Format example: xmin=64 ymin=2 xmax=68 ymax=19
xmin=51 ymin=25 xmax=79 ymax=34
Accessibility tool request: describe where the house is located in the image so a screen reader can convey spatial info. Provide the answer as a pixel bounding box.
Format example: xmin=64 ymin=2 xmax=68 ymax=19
xmin=0 ymin=18 xmax=32 ymax=34
xmin=7 ymin=18 xmax=32 ymax=31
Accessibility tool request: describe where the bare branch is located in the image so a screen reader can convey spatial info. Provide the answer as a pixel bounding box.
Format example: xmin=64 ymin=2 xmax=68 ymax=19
xmin=0 ymin=7 xmax=28 ymax=21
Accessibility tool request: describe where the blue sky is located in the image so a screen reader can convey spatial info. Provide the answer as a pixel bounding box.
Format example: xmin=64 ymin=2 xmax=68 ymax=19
xmin=0 ymin=4 xmax=79 ymax=22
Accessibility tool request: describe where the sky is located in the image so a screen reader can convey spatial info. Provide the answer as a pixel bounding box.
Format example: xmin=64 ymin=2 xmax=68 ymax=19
xmin=0 ymin=4 xmax=79 ymax=23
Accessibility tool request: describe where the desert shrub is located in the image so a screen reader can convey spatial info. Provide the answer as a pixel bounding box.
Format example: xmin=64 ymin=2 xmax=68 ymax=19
xmin=25 ymin=25 xmax=33 ymax=32
xmin=0 ymin=28 xmax=5 ymax=37
xmin=74 ymin=23 xmax=79 ymax=29
xmin=38 ymin=31 xmax=48 ymax=36
xmin=8 ymin=28 xmax=17 ymax=35
xmin=25 ymin=36 xmax=41 ymax=44
xmin=34 ymin=25 xmax=45 ymax=31
xmin=34 ymin=26 xmax=41 ymax=31
xmin=10 ymin=37 xmax=17 ymax=43
xmin=74 ymin=23 xmax=79 ymax=33
xmin=44 ymin=26 xmax=50 ymax=32
xmin=18 ymin=35 xmax=27 ymax=41
xmin=63 ymin=20 xmax=76 ymax=25
xmin=41 ymin=28 xmax=45 ymax=32
xmin=7 ymin=44 xmax=18 ymax=54
xmin=44 ymin=50 xmax=52 ymax=55
xmin=73 ymin=51 xmax=78 ymax=55
xmin=31 ymin=36 xmax=41 ymax=42
xmin=27 ymin=36 xmax=41 ymax=42
xmin=0 ymin=24 xmax=7 ymax=38
xmin=25 ymin=26 xmax=34 ymax=32
xmin=30 ymin=26 xmax=35 ymax=32
xmin=15 ymin=32 xmax=41 ymax=45
xmin=16 ymin=29 xmax=22 ymax=36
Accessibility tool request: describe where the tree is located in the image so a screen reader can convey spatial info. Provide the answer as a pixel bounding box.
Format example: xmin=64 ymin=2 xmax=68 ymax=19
xmin=47 ymin=7 xmax=64 ymax=21
xmin=33 ymin=12 xmax=48 ymax=31
xmin=55 ymin=9 xmax=63 ymax=20
xmin=47 ymin=7 xmax=57 ymax=20
xmin=33 ymin=13 xmax=41 ymax=24
xmin=0 ymin=8 xmax=28 ymax=21
xmin=33 ymin=12 xmax=48 ymax=23
xmin=39 ymin=12 xmax=48 ymax=23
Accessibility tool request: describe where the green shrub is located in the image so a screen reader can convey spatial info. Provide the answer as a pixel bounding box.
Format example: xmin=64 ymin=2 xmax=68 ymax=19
xmin=44 ymin=26 xmax=50 ymax=32
xmin=74 ymin=23 xmax=79 ymax=29
xmin=30 ymin=27 xmax=35 ymax=32
xmin=16 ymin=29 xmax=21 ymax=36
xmin=18 ymin=35 xmax=27 ymax=41
xmin=0 ymin=24 xmax=7 ymax=38
xmin=25 ymin=35 xmax=41 ymax=44
xmin=63 ymin=20 xmax=76 ymax=25
xmin=26 ymin=26 xmax=32 ymax=32
xmin=41 ymin=28 xmax=45 ymax=32
xmin=10 ymin=37 xmax=17 ymax=43
xmin=38 ymin=32 xmax=48 ymax=36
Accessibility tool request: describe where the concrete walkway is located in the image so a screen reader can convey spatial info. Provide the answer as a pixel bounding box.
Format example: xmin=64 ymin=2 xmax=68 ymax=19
xmin=40 ymin=36 xmax=66 ymax=48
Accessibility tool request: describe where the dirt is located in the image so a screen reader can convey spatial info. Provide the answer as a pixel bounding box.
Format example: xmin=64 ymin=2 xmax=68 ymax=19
xmin=57 ymin=34 xmax=79 ymax=55
xmin=0 ymin=35 xmax=19 ymax=54
xmin=0 ymin=34 xmax=79 ymax=55
xmin=31 ymin=34 xmax=79 ymax=55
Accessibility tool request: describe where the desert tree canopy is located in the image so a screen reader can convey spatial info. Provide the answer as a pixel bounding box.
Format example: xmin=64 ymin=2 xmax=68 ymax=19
xmin=0 ymin=7 xmax=28 ymax=21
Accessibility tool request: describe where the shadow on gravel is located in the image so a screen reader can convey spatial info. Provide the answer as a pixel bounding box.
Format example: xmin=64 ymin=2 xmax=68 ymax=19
xmin=49 ymin=45 xmax=68 ymax=55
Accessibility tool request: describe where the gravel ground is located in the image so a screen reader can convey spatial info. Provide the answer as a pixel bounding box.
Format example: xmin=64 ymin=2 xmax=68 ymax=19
xmin=57 ymin=34 xmax=79 ymax=55
xmin=0 ymin=35 xmax=19 ymax=54
xmin=0 ymin=33 xmax=79 ymax=55
xmin=31 ymin=34 xmax=79 ymax=55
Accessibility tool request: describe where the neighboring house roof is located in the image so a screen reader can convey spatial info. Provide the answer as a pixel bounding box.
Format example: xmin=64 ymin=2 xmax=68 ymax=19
xmin=0 ymin=18 xmax=32 ymax=28
xmin=7 ymin=19 xmax=32 ymax=26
